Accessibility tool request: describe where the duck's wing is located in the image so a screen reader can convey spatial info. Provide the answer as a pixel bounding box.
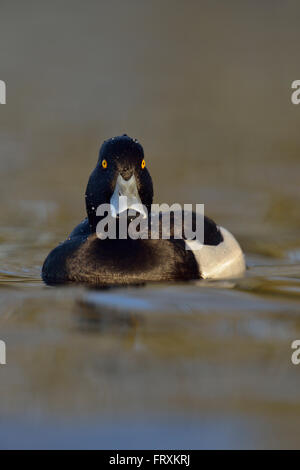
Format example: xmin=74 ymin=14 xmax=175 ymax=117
xmin=203 ymin=215 xmax=223 ymax=245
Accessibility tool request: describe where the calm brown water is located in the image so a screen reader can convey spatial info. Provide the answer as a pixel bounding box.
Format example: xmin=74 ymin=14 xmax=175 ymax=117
xmin=0 ymin=0 xmax=300 ymax=449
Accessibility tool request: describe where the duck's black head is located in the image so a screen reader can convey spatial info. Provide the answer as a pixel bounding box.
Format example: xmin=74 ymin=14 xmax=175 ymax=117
xmin=85 ymin=134 xmax=154 ymax=231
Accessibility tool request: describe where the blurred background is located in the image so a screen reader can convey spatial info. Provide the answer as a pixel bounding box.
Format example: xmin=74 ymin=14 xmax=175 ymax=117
xmin=0 ymin=0 xmax=300 ymax=449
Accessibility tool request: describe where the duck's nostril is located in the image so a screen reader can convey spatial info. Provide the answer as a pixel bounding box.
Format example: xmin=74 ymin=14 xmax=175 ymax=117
xmin=121 ymin=168 xmax=132 ymax=181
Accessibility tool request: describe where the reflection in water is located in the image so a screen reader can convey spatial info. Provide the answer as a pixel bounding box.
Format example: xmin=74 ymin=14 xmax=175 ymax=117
xmin=75 ymin=297 xmax=140 ymax=340
xmin=0 ymin=266 xmax=300 ymax=449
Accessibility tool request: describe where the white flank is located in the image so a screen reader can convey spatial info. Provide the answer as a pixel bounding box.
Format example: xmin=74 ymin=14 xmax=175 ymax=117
xmin=185 ymin=226 xmax=246 ymax=279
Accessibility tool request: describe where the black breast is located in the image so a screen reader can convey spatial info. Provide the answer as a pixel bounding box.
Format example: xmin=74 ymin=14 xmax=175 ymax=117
xmin=42 ymin=213 xmax=222 ymax=286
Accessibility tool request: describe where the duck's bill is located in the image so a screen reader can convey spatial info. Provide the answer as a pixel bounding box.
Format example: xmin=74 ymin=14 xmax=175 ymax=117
xmin=110 ymin=174 xmax=148 ymax=219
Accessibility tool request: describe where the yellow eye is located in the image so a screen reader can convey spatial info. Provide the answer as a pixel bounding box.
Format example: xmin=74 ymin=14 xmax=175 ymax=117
xmin=141 ymin=159 xmax=146 ymax=169
xmin=102 ymin=159 xmax=107 ymax=169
